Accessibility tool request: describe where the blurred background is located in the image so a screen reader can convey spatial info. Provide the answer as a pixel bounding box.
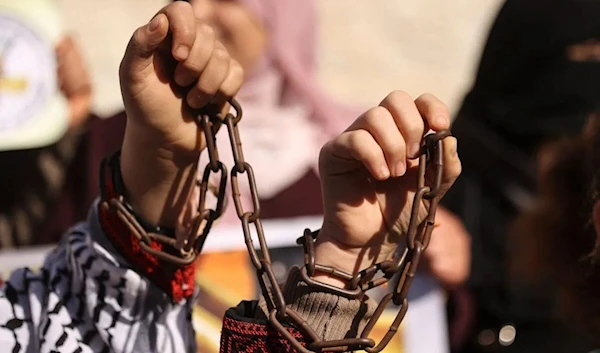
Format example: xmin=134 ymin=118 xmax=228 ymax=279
xmin=57 ymin=0 xmax=503 ymax=118
xmin=6 ymin=0 xmax=600 ymax=352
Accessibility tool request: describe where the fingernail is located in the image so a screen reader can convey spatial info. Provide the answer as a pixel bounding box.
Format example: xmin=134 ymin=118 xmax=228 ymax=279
xmin=174 ymin=45 xmax=190 ymax=60
xmin=410 ymin=143 xmax=421 ymax=157
xmin=394 ymin=161 xmax=406 ymax=176
xmin=148 ymin=17 xmax=160 ymax=31
xmin=380 ymin=165 xmax=390 ymax=179
xmin=435 ymin=114 xmax=448 ymax=127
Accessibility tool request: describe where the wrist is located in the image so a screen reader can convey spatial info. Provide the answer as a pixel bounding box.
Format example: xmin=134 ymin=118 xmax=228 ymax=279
xmin=98 ymin=150 xmax=197 ymax=302
xmin=120 ymin=123 xmax=199 ymax=227
xmin=312 ymin=224 xmax=398 ymax=288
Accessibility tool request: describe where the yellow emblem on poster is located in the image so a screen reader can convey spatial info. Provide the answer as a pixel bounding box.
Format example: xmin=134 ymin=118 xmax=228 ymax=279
xmin=0 ymin=0 xmax=68 ymax=151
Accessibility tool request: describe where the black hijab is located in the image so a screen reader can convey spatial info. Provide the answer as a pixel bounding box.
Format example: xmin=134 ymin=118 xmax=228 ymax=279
xmin=459 ymin=0 xmax=600 ymax=154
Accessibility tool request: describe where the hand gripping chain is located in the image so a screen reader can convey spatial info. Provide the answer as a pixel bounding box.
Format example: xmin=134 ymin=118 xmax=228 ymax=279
xmin=106 ymin=99 xmax=451 ymax=352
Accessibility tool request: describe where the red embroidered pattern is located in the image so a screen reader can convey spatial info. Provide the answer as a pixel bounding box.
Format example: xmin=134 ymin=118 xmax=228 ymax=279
xmin=220 ymin=312 xmax=307 ymax=353
xmin=97 ymin=158 xmax=195 ymax=302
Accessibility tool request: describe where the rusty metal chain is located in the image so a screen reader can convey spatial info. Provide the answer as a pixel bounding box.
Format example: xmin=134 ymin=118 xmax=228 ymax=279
xmin=102 ymin=110 xmax=230 ymax=266
xmin=105 ymin=97 xmax=451 ymax=352
xmin=209 ymin=99 xmax=451 ymax=352
xmin=297 ymin=130 xmax=450 ymax=353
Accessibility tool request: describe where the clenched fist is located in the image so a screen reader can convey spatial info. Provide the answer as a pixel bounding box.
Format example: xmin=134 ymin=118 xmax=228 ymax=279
xmin=118 ymin=1 xmax=244 ymax=226
xmin=119 ymin=1 xmax=244 ymax=159
xmin=314 ymin=91 xmax=462 ymax=286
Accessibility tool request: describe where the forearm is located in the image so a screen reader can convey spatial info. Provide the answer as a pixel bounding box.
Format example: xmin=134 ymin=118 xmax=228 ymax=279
xmin=120 ymin=123 xmax=198 ymax=227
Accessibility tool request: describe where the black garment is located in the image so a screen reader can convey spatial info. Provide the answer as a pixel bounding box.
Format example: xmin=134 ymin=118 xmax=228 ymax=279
xmin=444 ymin=116 xmax=594 ymax=353
xmin=463 ymin=0 xmax=600 ymax=153
xmin=444 ymin=0 xmax=600 ymax=352
xmin=0 ymin=114 xmax=127 ymax=250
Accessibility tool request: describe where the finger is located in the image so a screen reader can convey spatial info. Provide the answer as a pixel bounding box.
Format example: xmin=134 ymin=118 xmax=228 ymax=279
xmin=159 ymin=1 xmax=197 ymax=61
xmin=214 ymin=59 xmax=245 ymax=104
xmin=55 ymin=35 xmax=74 ymax=54
xmin=57 ymin=49 xmax=90 ymax=96
xmin=173 ymin=22 xmax=216 ymax=87
xmin=438 ymin=136 xmax=461 ymax=198
xmin=57 ymin=43 xmax=81 ymax=73
xmin=414 ymin=93 xmax=450 ymax=132
xmin=379 ymin=91 xmax=425 ymax=159
xmin=329 ymin=129 xmax=390 ymax=180
xmin=349 ymin=107 xmax=407 ymax=177
xmin=56 ymin=37 xmax=76 ymax=69
xmin=120 ymin=13 xmax=169 ymax=81
xmin=186 ymin=42 xmax=231 ymax=109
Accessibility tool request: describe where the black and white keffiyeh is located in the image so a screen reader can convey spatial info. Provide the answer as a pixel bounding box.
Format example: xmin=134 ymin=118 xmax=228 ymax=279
xmin=0 ymin=203 xmax=197 ymax=353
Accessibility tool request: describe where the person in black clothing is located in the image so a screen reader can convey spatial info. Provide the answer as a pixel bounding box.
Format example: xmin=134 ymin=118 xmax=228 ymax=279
xmin=512 ymin=113 xmax=600 ymax=353
xmin=437 ymin=0 xmax=600 ymax=352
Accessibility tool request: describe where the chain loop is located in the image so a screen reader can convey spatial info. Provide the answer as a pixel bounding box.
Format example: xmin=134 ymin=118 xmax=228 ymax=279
xmin=231 ymin=162 xmax=261 ymax=221
xmin=104 ymin=98 xmax=451 ymax=351
xmin=219 ymin=99 xmax=451 ymax=351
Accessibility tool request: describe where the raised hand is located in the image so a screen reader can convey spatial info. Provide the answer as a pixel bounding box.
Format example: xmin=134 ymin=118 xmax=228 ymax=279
xmin=315 ymin=91 xmax=462 ymax=284
xmin=119 ymin=0 xmax=244 ymax=159
xmin=118 ymin=1 xmax=243 ymax=226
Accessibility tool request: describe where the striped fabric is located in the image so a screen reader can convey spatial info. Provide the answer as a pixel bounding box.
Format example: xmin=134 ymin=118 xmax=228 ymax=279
xmin=0 ymin=203 xmax=197 ymax=353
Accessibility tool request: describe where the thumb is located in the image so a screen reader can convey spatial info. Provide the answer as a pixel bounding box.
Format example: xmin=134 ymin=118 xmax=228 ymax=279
xmin=119 ymin=13 xmax=169 ymax=83
xmin=438 ymin=136 xmax=461 ymax=199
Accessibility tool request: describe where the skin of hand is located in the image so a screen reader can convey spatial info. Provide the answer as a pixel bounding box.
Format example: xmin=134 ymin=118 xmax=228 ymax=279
xmin=117 ymin=3 xmax=462 ymax=291
xmin=55 ymin=36 xmax=93 ymax=129
xmin=423 ymin=206 xmax=471 ymax=289
xmin=314 ymin=91 xmax=462 ymax=287
xmin=118 ymin=1 xmax=244 ymax=227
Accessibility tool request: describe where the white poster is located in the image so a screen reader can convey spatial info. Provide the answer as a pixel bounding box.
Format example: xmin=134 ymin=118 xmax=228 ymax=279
xmin=0 ymin=0 xmax=68 ymax=151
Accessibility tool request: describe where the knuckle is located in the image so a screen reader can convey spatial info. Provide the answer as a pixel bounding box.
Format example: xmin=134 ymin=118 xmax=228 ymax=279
xmin=229 ymin=60 xmax=245 ymax=83
xmin=318 ymin=139 xmax=337 ymax=167
xmin=182 ymin=60 xmax=201 ymax=73
xmin=131 ymin=27 xmax=145 ymax=47
xmin=346 ymin=129 xmax=366 ymax=149
xmin=212 ymin=46 xmax=231 ymax=62
xmin=197 ymin=80 xmax=216 ymax=96
xmin=348 ymin=130 xmax=377 ymax=160
xmin=417 ymin=93 xmax=449 ymax=113
xmin=197 ymin=22 xmax=216 ymax=40
xmin=387 ymin=140 xmax=406 ymax=155
xmin=360 ymin=148 xmax=379 ymax=162
xmin=221 ymin=63 xmax=245 ymax=96
xmin=386 ymin=90 xmax=412 ymax=104
xmin=178 ymin=26 xmax=195 ymax=41
xmin=416 ymin=92 xmax=436 ymax=102
xmin=405 ymin=120 xmax=425 ymax=138
xmin=363 ymin=106 xmax=390 ymax=123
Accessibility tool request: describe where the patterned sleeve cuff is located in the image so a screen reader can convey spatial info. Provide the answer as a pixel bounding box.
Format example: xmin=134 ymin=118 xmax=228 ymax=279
xmin=256 ymin=266 xmax=375 ymax=341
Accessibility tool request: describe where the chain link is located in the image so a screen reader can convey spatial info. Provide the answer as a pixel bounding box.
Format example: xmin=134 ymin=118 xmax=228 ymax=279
xmin=105 ymin=97 xmax=451 ymax=352
xmin=216 ymin=100 xmax=451 ymax=352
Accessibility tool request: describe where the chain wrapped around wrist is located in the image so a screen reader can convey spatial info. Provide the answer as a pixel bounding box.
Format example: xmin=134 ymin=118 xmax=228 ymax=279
xmin=103 ymin=98 xmax=451 ymax=352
